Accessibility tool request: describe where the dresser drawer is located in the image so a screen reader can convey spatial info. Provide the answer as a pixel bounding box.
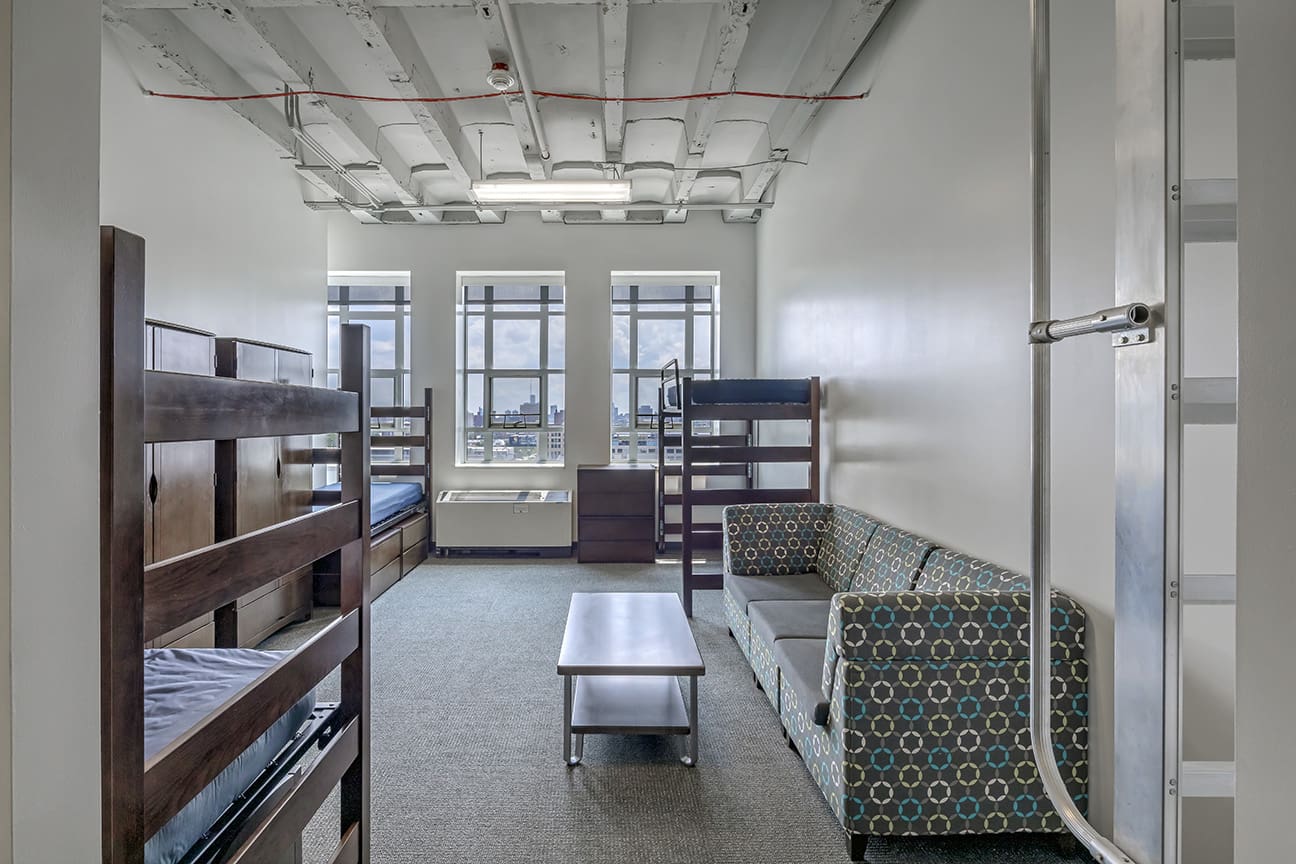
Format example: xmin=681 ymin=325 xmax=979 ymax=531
xmin=578 ymin=540 xmax=656 ymax=564
xmin=401 ymin=545 xmax=426 ymax=575
xmin=372 ymin=557 xmax=401 ymax=600
xmin=577 ymin=490 xmax=655 ymax=517
xmin=577 ymin=466 xmax=655 ymax=494
xmin=579 ymin=516 xmax=654 ymax=542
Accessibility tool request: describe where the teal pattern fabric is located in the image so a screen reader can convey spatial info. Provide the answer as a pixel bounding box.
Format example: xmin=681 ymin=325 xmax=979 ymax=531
xmin=847 ymin=525 xmax=936 ymax=594
xmin=816 ymin=509 xmax=880 ymax=591
xmin=723 ymin=586 xmax=753 ymax=658
xmin=749 ymin=628 xmax=781 ymax=713
xmin=916 ymin=549 xmax=1029 ymax=593
xmin=723 ymin=503 xmax=831 ymax=577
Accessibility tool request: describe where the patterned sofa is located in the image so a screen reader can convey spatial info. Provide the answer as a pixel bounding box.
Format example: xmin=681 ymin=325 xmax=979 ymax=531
xmin=722 ymin=503 xmax=1088 ymax=861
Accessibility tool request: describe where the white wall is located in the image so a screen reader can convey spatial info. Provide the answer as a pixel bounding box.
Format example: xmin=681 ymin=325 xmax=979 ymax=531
xmin=8 ymin=0 xmax=102 ymax=859
xmin=752 ymin=0 xmax=1237 ymax=847
xmin=328 ymin=214 xmax=756 ymax=501
xmin=1233 ymin=2 xmax=1296 ymax=861
xmin=0 ymin=0 xmax=12 ymax=858
xmin=100 ymin=31 xmax=328 ymax=366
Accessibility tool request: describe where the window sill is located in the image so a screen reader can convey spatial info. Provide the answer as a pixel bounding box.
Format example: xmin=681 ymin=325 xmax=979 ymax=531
xmin=454 ymin=462 xmax=566 ymax=469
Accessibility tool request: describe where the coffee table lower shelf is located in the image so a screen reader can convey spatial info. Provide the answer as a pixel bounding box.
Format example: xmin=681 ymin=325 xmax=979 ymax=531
xmin=563 ymin=674 xmax=699 ymax=766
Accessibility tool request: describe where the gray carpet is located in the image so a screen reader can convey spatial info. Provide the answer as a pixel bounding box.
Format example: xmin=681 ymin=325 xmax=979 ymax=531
xmin=262 ymin=559 xmax=1087 ymax=864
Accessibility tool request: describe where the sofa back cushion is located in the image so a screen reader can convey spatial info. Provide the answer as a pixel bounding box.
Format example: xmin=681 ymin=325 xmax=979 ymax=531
xmin=847 ymin=525 xmax=936 ymax=593
xmin=915 ymin=548 xmax=1028 ymax=592
xmin=723 ymin=503 xmax=831 ymax=576
xmin=816 ymin=507 xmax=880 ymax=590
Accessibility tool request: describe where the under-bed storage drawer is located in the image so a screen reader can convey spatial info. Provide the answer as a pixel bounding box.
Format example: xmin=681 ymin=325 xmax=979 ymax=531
xmin=401 ymin=512 xmax=428 ymax=551
xmin=373 ymin=529 xmax=402 ymax=574
xmin=401 ymin=545 xmax=425 ymax=576
xmin=372 ymin=557 xmax=402 ymax=600
xmin=148 ymin=613 xmax=214 ymax=649
xmin=238 ymin=569 xmax=311 ymax=647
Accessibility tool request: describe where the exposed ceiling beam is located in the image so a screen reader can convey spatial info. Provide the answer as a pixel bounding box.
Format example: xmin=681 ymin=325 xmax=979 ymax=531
xmin=102 ymin=2 xmax=382 ymax=221
xmin=203 ymin=0 xmax=433 ymax=216
xmin=599 ymin=0 xmax=629 ymax=222
xmin=668 ymin=0 xmax=759 ymax=217
xmin=342 ymin=0 xmax=503 ymax=222
xmin=471 ymin=0 xmax=560 ymax=222
xmin=726 ymin=0 xmax=893 ymax=220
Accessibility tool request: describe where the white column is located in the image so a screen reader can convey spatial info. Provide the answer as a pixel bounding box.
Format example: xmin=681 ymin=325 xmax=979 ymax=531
xmin=1233 ymin=2 xmax=1296 ymax=863
xmin=7 ymin=0 xmax=102 ymax=859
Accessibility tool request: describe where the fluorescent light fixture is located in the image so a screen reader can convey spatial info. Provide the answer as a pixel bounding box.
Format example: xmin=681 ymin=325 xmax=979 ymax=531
xmin=471 ymin=179 xmax=632 ymax=204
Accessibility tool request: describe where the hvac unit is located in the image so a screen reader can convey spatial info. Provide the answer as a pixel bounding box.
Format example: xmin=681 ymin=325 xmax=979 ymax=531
xmin=435 ymin=490 xmax=572 ymax=554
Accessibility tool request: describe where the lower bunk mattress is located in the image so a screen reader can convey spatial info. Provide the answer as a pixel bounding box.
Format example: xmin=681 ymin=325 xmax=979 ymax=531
xmin=317 ymin=480 xmax=424 ymax=527
xmin=144 ymin=648 xmax=316 ymax=864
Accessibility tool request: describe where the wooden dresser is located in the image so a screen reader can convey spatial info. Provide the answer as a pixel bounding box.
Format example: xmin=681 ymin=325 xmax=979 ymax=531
xmin=144 ymin=320 xmax=217 ymax=649
xmin=577 ymin=465 xmax=657 ymax=563
xmin=215 ymin=337 xmax=315 ymax=647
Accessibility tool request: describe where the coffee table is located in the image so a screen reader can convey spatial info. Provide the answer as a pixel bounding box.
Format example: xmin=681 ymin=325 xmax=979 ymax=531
xmin=557 ymin=592 xmax=705 ymax=766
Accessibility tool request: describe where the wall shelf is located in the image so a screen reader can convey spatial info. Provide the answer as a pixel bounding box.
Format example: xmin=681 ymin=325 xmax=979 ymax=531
xmin=1181 ymin=573 xmax=1236 ymax=605
xmin=1181 ymin=761 xmax=1236 ymax=798
xmin=1183 ymin=2 xmax=1235 ymax=61
xmin=1181 ymin=376 xmax=1237 ymax=425
xmin=1183 ymin=179 xmax=1238 ymax=243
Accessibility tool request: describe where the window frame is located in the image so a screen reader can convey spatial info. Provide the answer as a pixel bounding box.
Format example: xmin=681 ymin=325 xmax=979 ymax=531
xmin=611 ymin=273 xmax=720 ymax=464
xmin=457 ymin=272 xmax=566 ymax=467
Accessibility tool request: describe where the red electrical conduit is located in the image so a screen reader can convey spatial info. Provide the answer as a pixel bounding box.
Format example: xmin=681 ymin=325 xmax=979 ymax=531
xmin=144 ymin=87 xmax=868 ymax=105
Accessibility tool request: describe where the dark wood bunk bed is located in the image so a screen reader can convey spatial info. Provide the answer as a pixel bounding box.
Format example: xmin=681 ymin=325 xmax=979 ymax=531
xmin=101 ymin=226 xmax=372 ymax=864
xmin=311 ymin=388 xmax=433 ymax=604
xmin=655 ymin=361 xmax=752 ymax=554
xmin=678 ymin=375 xmax=821 ymax=617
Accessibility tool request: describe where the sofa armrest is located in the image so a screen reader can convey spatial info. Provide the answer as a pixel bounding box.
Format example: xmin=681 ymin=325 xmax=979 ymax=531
xmin=722 ymin=503 xmax=832 ymax=576
xmin=827 ymin=589 xmax=1086 ymax=662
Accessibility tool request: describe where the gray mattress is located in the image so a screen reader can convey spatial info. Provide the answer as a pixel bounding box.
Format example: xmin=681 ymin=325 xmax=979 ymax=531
xmin=144 ymin=648 xmax=316 ymax=864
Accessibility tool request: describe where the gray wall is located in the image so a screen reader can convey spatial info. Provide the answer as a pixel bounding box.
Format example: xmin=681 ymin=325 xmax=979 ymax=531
xmin=0 ymin=0 xmax=11 ymax=857
xmin=1233 ymin=1 xmax=1296 ymax=861
xmin=328 ymin=214 xmax=756 ymax=503
xmin=8 ymin=0 xmax=102 ymax=859
xmin=754 ymin=0 xmax=1234 ymax=846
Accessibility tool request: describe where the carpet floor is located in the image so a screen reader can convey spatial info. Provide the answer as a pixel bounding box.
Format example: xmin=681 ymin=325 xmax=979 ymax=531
xmin=263 ymin=558 xmax=1088 ymax=864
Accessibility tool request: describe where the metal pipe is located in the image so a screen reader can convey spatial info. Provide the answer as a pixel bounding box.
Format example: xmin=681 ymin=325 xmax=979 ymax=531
xmin=1030 ymin=302 xmax=1153 ymax=343
xmin=496 ymin=0 xmax=552 ymax=162
xmin=285 ymin=92 xmax=384 ymax=210
xmin=1028 ymin=3 xmax=1135 ymax=863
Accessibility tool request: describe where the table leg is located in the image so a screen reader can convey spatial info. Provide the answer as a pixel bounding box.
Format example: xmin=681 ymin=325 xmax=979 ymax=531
xmin=563 ymin=674 xmax=580 ymax=767
xmin=682 ymin=675 xmax=699 ymax=767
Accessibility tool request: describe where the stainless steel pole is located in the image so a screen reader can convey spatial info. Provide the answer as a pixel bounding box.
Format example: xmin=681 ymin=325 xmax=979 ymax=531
xmin=1029 ymin=2 xmax=1135 ymax=862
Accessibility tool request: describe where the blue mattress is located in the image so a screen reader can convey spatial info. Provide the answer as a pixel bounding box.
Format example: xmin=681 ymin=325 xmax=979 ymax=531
xmin=317 ymin=481 xmax=424 ymax=527
xmin=144 ymin=649 xmax=315 ymax=864
xmin=689 ymin=378 xmax=812 ymax=405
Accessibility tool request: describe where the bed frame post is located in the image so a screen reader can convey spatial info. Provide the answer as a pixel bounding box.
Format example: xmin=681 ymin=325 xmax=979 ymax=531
xmin=681 ymin=377 xmax=696 ymax=617
xmin=423 ymin=386 xmax=433 ymax=555
xmin=100 ymin=226 xmax=148 ymax=864
xmin=809 ymin=377 xmax=822 ymax=502
xmin=339 ymin=323 xmax=372 ymax=860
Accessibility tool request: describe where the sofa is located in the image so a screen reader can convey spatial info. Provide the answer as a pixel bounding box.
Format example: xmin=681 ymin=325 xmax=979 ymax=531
xmin=721 ymin=503 xmax=1088 ymax=861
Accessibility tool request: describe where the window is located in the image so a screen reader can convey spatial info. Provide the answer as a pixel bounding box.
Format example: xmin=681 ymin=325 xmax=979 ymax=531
xmin=327 ymin=271 xmax=413 ymax=480
xmin=611 ymin=273 xmax=719 ymax=462
xmin=457 ymin=274 xmax=565 ymax=465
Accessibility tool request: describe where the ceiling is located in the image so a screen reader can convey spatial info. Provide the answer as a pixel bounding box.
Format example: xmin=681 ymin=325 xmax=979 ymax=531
xmin=103 ymin=0 xmax=895 ymax=225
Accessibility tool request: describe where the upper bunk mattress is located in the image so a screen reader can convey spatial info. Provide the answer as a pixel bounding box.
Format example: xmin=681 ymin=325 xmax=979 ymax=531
xmin=689 ymin=378 xmax=812 ymax=405
xmin=317 ymin=480 xmax=424 ymax=527
xmin=144 ymin=648 xmax=316 ymax=864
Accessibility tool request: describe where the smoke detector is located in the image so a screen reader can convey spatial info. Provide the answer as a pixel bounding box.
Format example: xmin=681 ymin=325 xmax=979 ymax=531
xmin=486 ymin=62 xmax=517 ymax=92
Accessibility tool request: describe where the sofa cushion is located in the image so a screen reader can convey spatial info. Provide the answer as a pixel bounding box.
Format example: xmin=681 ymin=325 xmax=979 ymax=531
xmin=915 ymin=548 xmax=1028 ymax=592
xmin=773 ymin=638 xmax=831 ymax=726
xmin=749 ymin=600 xmax=832 ymax=647
xmin=847 ymin=524 xmax=936 ymax=593
xmin=816 ymin=507 xmax=880 ymax=591
xmin=725 ymin=572 xmax=835 ymax=613
xmin=722 ymin=503 xmax=831 ymax=576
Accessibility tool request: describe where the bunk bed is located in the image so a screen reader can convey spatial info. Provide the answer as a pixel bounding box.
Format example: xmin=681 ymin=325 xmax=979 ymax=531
xmin=312 ymin=388 xmax=433 ymax=603
xmin=101 ymin=226 xmax=372 ymax=864
xmin=679 ymin=374 xmax=821 ymax=617
xmin=656 ymin=361 xmax=752 ymax=554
